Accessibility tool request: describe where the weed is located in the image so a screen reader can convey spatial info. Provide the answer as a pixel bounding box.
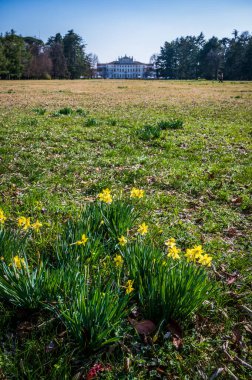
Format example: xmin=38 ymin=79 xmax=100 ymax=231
xmin=32 ymin=107 xmax=46 ymax=115
xmin=137 ymin=124 xmax=161 ymax=140
xmin=157 ymin=119 xmax=183 ymax=129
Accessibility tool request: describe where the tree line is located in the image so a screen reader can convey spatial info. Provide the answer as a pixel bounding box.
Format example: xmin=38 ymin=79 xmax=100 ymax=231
xmin=0 ymin=29 xmax=96 ymax=79
xmin=154 ymin=30 xmax=252 ymax=80
xmin=0 ymin=29 xmax=252 ymax=80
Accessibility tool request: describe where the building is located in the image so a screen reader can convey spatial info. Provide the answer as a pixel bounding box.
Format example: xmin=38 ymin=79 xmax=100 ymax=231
xmin=97 ymin=55 xmax=156 ymax=79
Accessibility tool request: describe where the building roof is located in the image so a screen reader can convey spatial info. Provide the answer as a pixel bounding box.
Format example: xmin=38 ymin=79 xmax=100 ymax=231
xmin=97 ymin=56 xmax=150 ymax=66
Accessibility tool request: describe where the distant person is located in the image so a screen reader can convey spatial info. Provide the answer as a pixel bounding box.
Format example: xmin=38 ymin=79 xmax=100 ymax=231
xmin=217 ymin=71 xmax=224 ymax=83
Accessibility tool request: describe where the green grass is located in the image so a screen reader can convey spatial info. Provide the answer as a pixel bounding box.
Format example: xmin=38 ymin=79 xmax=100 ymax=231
xmin=0 ymin=79 xmax=251 ymax=379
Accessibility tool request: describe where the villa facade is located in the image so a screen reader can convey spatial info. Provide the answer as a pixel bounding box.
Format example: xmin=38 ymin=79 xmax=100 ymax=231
xmin=97 ymin=55 xmax=155 ymax=79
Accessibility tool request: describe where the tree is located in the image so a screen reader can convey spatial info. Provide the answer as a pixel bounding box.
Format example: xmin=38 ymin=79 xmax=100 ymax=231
xmin=0 ymin=37 xmax=8 ymax=78
xmin=242 ymin=35 xmax=252 ymax=80
xmin=156 ymin=41 xmax=177 ymax=78
xmin=199 ymin=37 xmax=224 ymax=79
xmin=47 ymin=33 xmax=68 ymax=79
xmin=86 ymin=53 xmax=98 ymax=78
xmin=63 ymin=30 xmax=89 ymax=79
xmin=155 ymin=33 xmax=204 ymax=79
xmin=2 ymin=30 xmax=28 ymax=79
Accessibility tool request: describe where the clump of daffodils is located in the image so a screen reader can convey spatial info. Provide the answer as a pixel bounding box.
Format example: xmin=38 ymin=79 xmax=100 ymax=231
xmin=185 ymin=245 xmax=212 ymax=266
xmin=165 ymin=238 xmax=181 ymax=260
xmin=130 ymin=187 xmax=144 ymax=199
xmin=165 ymin=239 xmax=213 ymax=267
xmin=17 ymin=216 xmax=43 ymax=232
xmin=98 ymin=188 xmax=112 ymax=204
xmin=0 ymin=208 xmax=7 ymax=225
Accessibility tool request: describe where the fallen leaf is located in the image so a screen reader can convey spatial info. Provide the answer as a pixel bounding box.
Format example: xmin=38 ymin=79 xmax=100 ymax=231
xmin=124 ymin=357 xmax=131 ymax=373
xmin=225 ymin=227 xmax=238 ymax=237
xmin=173 ymin=335 xmax=183 ymax=349
xmin=128 ymin=318 xmax=156 ymax=335
xmin=167 ymin=320 xmax=183 ymax=349
xmin=86 ymin=363 xmax=111 ymax=380
xmin=226 ymin=274 xmax=239 ymax=285
xmin=231 ymin=197 xmax=242 ymax=205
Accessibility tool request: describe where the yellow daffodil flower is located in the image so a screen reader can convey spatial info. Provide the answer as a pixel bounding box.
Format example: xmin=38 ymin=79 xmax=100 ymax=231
xmin=130 ymin=187 xmax=144 ymax=199
xmin=12 ymin=255 xmax=25 ymax=270
xmin=198 ymin=254 xmax=213 ymax=267
xmin=17 ymin=216 xmax=31 ymax=231
xmin=31 ymin=220 xmax=43 ymax=232
xmin=167 ymin=246 xmax=181 ymax=260
xmin=192 ymin=245 xmax=204 ymax=257
xmin=114 ymin=254 xmax=124 ymax=267
xmin=125 ymin=279 xmax=134 ymax=294
xmin=118 ymin=235 xmax=127 ymax=246
xmin=98 ymin=188 xmax=112 ymax=204
xmin=73 ymin=233 xmax=89 ymax=246
xmin=185 ymin=245 xmax=204 ymax=263
xmin=165 ymin=238 xmax=176 ymax=248
xmin=0 ymin=209 xmax=7 ymax=224
xmin=137 ymin=222 xmax=148 ymax=235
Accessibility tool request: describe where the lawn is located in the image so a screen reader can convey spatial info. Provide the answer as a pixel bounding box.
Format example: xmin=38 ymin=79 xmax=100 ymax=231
xmin=0 ymin=79 xmax=251 ymax=379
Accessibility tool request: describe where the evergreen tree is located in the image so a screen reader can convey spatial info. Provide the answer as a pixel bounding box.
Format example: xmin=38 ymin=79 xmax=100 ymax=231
xmin=47 ymin=33 xmax=68 ymax=79
xmin=2 ymin=30 xmax=28 ymax=79
xmin=63 ymin=30 xmax=89 ymax=79
xmin=198 ymin=37 xmax=224 ymax=79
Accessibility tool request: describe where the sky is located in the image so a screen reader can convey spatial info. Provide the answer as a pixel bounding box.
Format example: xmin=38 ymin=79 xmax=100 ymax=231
xmin=0 ymin=0 xmax=251 ymax=63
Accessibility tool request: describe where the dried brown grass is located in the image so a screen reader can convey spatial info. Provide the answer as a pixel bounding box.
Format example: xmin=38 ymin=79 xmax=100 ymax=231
xmin=0 ymin=79 xmax=252 ymax=111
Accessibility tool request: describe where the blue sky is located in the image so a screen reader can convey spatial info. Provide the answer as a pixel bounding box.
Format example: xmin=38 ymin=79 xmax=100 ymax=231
xmin=0 ymin=0 xmax=251 ymax=63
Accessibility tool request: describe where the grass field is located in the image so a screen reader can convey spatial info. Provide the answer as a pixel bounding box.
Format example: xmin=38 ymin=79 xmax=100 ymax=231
xmin=0 ymin=79 xmax=251 ymax=379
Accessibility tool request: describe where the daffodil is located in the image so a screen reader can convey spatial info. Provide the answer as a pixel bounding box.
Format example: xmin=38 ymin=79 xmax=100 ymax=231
xmin=31 ymin=220 xmax=43 ymax=232
xmin=0 ymin=209 xmax=7 ymax=224
xmin=12 ymin=255 xmax=25 ymax=270
xmin=184 ymin=248 xmax=195 ymax=263
xmin=72 ymin=233 xmax=89 ymax=246
xmin=17 ymin=216 xmax=31 ymax=231
xmin=198 ymin=254 xmax=212 ymax=267
xmin=192 ymin=245 xmax=204 ymax=257
xmin=130 ymin=187 xmax=144 ymax=199
xmin=185 ymin=245 xmax=204 ymax=263
xmin=137 ymin=222 xmax=148 ymax=235
xmin=125 ymin=279 xmax=134 ymax=294
xmin=98 ymin=188 xmax=112 ymax=204
xmin=114 ymin=254 xmax=124 ymax=267
xmin=118 ymin=235 xmax=127 ymax=246
xmin=165 ymin=238 xmax=176 ymax=248
xmin=167 ymin=246 xmax=181 ymax=260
